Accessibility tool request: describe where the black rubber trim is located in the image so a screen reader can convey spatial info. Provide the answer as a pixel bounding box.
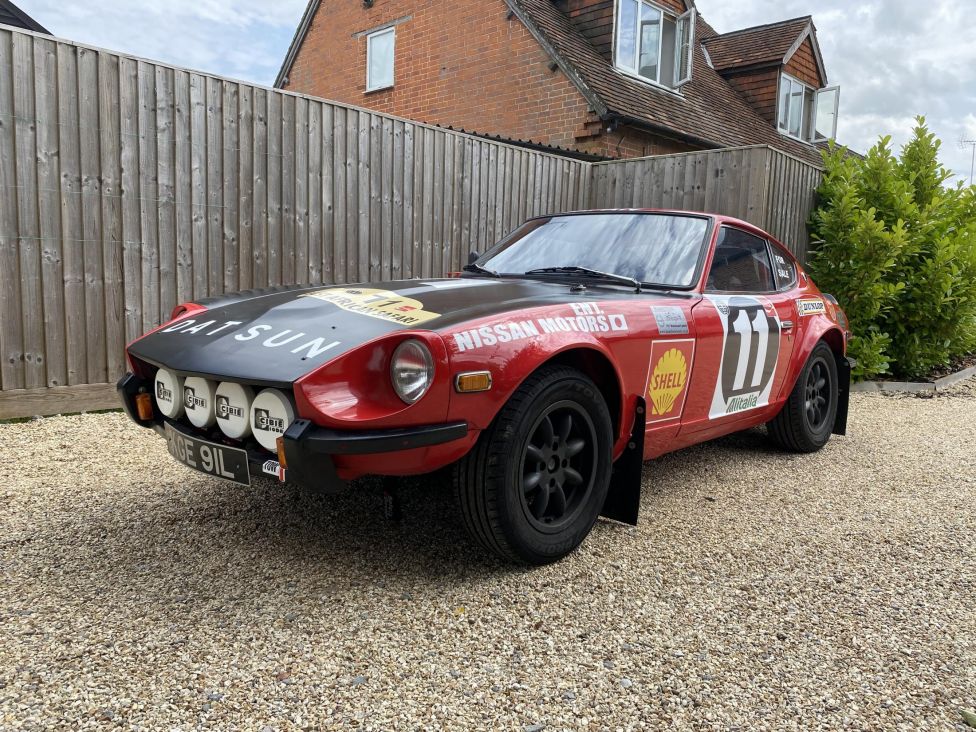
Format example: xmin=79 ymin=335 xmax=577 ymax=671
xmin=295 ymin=419 xmax=470 ymax=455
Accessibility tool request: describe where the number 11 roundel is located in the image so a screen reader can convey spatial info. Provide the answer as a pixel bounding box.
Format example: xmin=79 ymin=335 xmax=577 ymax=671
xmin=707 ymin=295 xmax=782 ymax=419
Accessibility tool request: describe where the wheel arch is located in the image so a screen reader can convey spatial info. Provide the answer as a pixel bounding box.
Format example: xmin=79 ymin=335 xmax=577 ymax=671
xmin=543 ymin=346 xmax=625 ymax=440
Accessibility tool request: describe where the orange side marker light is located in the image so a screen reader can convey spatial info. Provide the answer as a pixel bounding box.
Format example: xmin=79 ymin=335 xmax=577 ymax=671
xmin=135 ymin=392 xmax=154 ymax=421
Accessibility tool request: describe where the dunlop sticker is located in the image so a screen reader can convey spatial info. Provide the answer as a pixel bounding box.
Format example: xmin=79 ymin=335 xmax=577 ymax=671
xmin=301 ymin=287 xmax=441 ymax=325
xmin=797 ymin=298 xmax=826 ymax=316
xmin=646 ymin=339 xmax=695 ymax=423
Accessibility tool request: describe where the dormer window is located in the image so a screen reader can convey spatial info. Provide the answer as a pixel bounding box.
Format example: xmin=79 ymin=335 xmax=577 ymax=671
xmin=614 ymin=0 xmax=695 ymax=90
xmin=777 ymin=72 xmax=839 ymax=142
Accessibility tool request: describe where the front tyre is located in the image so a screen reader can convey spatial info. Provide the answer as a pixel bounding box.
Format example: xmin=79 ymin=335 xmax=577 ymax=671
xmin=453 ymin=365 xmax=613 ymax=565
xmin=767 ymin=340 xmax=839 ymax=453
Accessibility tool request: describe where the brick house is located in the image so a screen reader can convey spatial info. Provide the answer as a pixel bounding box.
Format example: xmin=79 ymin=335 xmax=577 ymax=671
xmin=275 ymin=0 xmax=838 ymax=164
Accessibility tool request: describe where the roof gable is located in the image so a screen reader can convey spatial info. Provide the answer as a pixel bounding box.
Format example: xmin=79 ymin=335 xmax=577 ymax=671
xmin=702 ymin=15 xmax=826 ymax=85
xmin=509 ymin=0 xmax=824 ymax=164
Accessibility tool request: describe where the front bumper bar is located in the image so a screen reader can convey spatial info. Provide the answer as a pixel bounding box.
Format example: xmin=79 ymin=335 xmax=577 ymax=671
xmin=117 ymin=372 xmax=468 ymax=491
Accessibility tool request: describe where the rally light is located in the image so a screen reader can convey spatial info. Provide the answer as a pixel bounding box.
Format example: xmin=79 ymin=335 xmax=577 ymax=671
xmin=250 ymin=388 xmax=296 ymax=452
xmin=455 ymin=371 xmax=492 ymax=393
xmin=214 ymin=381 xmax=255 ymax=439
xmin=153 ymin=367 xmax=185 ymax=419
xmin=183 ymin=376 xmax=218 ymax=428
xmin=391 ymin=339 xmax=434 ymax=404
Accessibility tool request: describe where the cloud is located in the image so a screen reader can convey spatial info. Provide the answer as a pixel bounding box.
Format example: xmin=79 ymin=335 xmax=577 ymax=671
xmin=697 ymin=0 xmax=976 ymax=184
xmin=21 ymin=0 xmax=309 ymax=84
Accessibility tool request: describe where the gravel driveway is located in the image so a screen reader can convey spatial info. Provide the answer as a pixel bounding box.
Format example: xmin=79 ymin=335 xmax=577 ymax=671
xmin=2 ymin=381 xmax=974 ymax=730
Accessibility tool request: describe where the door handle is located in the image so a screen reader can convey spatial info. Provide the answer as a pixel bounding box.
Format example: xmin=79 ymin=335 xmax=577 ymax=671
xmin=782 ymin=320 xmax=795 ymax=332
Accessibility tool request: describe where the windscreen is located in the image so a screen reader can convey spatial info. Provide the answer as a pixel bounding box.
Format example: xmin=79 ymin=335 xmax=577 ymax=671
xmin=480 ymin=213 xmax=710 ymax=288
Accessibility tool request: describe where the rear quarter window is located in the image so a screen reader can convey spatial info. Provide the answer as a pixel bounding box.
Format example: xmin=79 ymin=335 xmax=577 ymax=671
xmin=770 ymin=244 xmax=797 ymax=290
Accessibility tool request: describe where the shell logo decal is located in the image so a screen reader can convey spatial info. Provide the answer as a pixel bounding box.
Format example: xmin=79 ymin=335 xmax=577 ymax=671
xmin=646 ymin=339 xmax=695 ymax=423
xmin=301 ymin=287 xmax=441 ymax=325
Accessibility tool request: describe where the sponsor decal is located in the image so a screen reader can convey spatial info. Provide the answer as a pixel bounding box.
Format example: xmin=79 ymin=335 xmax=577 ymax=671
xmin=262 ymin=459 xmax=287 ymax=482
xmin=651 ymin=305 xmax=689 ymax=335
xmin=156 ymin=382 xmax=173 ymax=403
xmin=301 ymin=287 xmax=440 ymax=325
xmin=707 ymin=295 xmax=782 ymax=419
xmin=184 ymin=386 xmax=207 ymax=410
xmin=452 ymin=303 xmax=628 ymax=353
xmin=253 ymin=408 xmax=286 ymax=435
xmin=646 ymin=339 xmax=694 ymax=423
xmin=160 ymin=318 xmax=340 ymax=360
xmin=798 ymin=298 xmax=826 ymax=316
xmin=215 ymin=394 xmax=244 ymax=421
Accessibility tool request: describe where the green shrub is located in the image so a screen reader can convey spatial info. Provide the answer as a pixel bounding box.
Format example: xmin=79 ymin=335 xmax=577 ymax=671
xmin=807 ymin=118 xmax=976 ymax=380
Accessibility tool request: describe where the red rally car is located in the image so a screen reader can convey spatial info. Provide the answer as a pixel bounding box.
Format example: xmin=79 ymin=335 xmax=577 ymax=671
xmin=118 ymin=210 xmax=852 ymax=564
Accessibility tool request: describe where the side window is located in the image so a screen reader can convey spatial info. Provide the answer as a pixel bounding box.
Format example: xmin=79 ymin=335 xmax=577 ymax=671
xmin=707 ymin=228 xmax=775 ymax=293
xmin=770 ymin=243 xmax=797 ymax=290
xmin=366 ymin=27 xmax=395 ymax=92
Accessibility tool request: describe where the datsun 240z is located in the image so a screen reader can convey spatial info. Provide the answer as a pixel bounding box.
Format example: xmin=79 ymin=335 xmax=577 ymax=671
xmin=119 ymin=210 xmax=852 ymax=564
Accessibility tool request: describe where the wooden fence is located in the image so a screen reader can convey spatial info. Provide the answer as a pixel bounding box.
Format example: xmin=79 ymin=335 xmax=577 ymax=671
xmin=586 ymin=145 xmax=823 ymax=262
xmin=0 ymin=26 xmax=823 ymax=418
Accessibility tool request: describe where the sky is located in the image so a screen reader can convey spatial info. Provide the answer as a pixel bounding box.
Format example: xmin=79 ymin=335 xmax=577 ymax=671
xmin=18 ymin=0 xmax=976 ymax=185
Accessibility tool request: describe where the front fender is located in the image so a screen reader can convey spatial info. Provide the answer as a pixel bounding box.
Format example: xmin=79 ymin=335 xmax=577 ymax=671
xmin=442 ymin=324 xmax=632 ymax=451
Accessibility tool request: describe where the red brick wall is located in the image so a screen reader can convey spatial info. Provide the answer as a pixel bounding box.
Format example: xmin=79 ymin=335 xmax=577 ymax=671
xmin=283 ymin=0 xmax=597 ymax=151
xmin=784 ymin=37 xmax=822 ymax=88
xmin=722 ymin=67 xmax=780 ymax=126
xmin=282 ymin=0 xmax=703 ymax=159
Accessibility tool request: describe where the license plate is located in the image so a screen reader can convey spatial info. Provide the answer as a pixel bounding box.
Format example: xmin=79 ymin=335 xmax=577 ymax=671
xmin=164 ymin=422 xmax=251 ymax=486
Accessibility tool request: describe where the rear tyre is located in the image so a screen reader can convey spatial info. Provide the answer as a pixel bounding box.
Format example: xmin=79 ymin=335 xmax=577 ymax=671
xmin=453 ymin=365 xmax=613 ymax=565
xmin=767 ymin=340 xmax=838 ymax=453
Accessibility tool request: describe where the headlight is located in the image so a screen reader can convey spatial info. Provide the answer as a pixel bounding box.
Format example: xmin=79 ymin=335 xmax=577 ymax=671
xmin=391 ymin=339 xmax=434 ymax=404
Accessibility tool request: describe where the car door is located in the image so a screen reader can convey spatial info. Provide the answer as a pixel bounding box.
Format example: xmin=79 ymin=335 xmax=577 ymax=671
xmin=679 ymin=226 xmax=796 ymax=439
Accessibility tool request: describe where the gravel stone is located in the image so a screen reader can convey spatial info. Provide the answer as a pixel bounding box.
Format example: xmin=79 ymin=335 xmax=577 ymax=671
xmin=1 ymin=380 xmax=974 ymax=729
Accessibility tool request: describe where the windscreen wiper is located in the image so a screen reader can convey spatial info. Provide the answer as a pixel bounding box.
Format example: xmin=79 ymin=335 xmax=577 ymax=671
xmin=461 ymin=262 xmax=499 ymax=277
xmin=524 ymin=266 xmax=642 ymax=293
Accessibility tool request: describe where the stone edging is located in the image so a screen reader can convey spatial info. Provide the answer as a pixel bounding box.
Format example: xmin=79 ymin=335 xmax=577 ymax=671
xmin=851 ymin=364 xmax=976 ymax=393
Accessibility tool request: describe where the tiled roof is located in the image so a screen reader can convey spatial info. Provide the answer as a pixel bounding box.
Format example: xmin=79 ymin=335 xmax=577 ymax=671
xmin=507 ymin=0 xmax=825 ymax=166
xmin=702 ymin=16 xmax=811 ymax=72
xmin=0 ymin=0 xmax=50 ymax=34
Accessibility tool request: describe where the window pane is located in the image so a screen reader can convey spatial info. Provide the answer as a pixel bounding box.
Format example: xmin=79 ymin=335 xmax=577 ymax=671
xmin=659 ymin=16 xmax=676 ymax=86
xmin=674 ymin=10 xmax=693 ymax=85
xmin=770 ymin=244 xmax=797 ymax=289
xmin=481 ymin=213 xmax=710 ymax=288
xmin=616 ymin=0 xmax=638 ymax=71
xmin=367 ymin=30 xmax=394 ymax=90
xmin=788 ymin=80 xmax=803 ymax=137
xmin=814 ymin=86 xmax=840 ymax=140
xmin=707 ymin=228 xmax=775 ymax=293
xmin=778 ymin=78 xmax=790 ymax=130
xmin=638 ymin=4 xmax=662 ymax=81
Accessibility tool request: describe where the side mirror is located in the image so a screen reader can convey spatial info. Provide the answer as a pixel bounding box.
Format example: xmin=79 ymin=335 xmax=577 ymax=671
xmin=468 ymin=251 xmax=479 ymax=265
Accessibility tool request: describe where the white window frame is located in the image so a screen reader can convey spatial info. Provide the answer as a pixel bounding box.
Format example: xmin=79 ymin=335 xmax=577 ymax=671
xmin=812 ymin=84 xmax=840 ymax=141
xmin=613 ymin=0 xmax=693 ymax=91
xmin=777 ymin=72 xmax=812 ymax=142
xmin=365 ymin=27 xmax=395 ymax=92
xmin=673 ymin=8 xmax=695 ymax=87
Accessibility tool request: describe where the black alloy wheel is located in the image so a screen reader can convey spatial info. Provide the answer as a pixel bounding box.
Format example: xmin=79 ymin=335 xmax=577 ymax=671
xmin=520 ymin=401 xmax=597 ymax=532
xmin=804 ymin=359 xmax=831 ymax=432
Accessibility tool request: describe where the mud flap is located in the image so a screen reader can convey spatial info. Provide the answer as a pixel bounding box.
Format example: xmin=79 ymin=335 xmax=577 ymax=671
xmin=833 ymin=356 xmax=852 ymax=436
xmin=601 ymin=397 xmax=645 ymax=525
